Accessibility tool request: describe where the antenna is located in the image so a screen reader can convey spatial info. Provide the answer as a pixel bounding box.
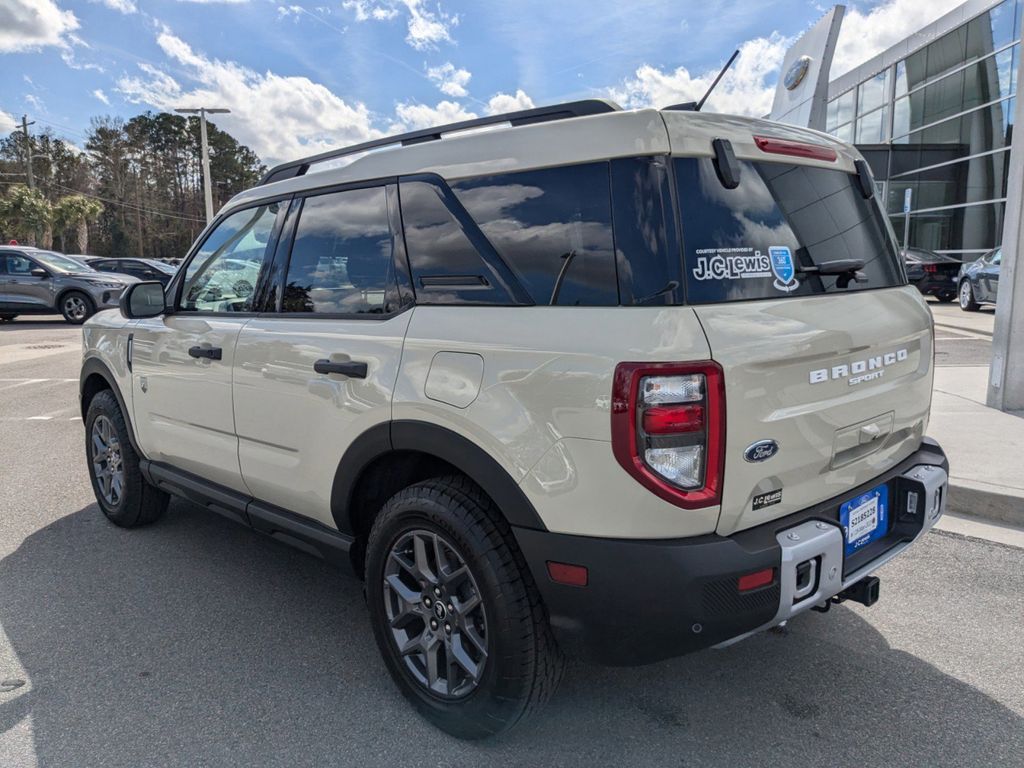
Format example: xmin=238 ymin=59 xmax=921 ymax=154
xmin=695 ymin=49 xmax=740 ymax=111
xmin=663 ymin=49 xmax=741 ymax=112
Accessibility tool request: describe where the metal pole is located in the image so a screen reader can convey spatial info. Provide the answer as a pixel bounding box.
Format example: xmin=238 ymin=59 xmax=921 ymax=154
xmin=199 ymin=109 xmax=214 ymax=223
xmin=21 ymin=115 xmax=35 ymax=190
xmin=903 ymin=213 xmax=910 ymax=249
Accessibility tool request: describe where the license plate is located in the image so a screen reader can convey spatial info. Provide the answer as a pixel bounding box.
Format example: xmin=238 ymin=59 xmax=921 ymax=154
xmin=839 ymin=484 xmax=889 ymax=555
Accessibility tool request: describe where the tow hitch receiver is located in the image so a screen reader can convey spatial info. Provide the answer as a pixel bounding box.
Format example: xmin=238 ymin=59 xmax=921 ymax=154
xmin=841 ymin=575 xmax=880 ymax=607
xmin=812 ymin=575 xmax=881 ymax=613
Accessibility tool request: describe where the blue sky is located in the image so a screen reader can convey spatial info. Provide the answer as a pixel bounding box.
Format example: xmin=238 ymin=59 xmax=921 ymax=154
xmin=1 ymin=0 xmax=966 ymax=164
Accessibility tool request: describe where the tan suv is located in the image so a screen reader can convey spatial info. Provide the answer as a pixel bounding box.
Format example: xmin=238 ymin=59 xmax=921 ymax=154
xmin=79 ymin=100 xmax=949 ymax=738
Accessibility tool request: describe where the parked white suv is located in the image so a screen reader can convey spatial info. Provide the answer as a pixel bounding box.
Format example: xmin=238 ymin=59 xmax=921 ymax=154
xmin=80 ymin=100 xmax=949 ymax=739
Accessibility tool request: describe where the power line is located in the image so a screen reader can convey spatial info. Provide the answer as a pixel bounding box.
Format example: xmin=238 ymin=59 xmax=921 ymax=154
xmin=0 ymin=178 xmax=207 ymax=223
xmin=50 ymin=183 xmax=206 ymax=223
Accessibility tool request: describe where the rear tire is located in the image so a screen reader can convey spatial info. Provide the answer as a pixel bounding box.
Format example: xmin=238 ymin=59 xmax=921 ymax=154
xmin=85 ymin=390 xmax=168 ymax=527
xmin=0 ymin=314 xmax=16 ymax=322
xmin=959 ymin=280 xmax=980 ymax=311
xmin=61 ymin=291 xmax=94 ymax=324
xmin=365 ymin=475 xmax=564 ymax=739
xmin=936 ymin=294 xmax=955 ymax=303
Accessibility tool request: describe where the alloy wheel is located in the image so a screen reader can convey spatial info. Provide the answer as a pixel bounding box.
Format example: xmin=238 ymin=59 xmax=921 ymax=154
xmin=382 ymin=529 xmax=488 ymax=699
xmin=91 ymin=415 xmax=124 ymax=507
xmin=959 ymin=281 xmax=972 ymax=309
xmin=65 ymin=295 xmax=88 ymax=321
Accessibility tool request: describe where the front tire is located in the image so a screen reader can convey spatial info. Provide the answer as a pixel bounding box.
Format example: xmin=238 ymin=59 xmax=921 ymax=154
xmin=365 ymin=475 xmax=564 ymax=739
xmin=61 ymin=291 xmax=94 ymax=324
xmin=85 ymin=390 xmax=168 ymax=527
xmin=959 ymin=280 xmax=980 ymax=311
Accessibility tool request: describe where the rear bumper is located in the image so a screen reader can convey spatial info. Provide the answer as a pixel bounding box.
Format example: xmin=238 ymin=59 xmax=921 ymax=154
xmin=514 ymin=438 xmax=948 ymax=666
xmin=912 ymin=276 xmax=957 ymax=297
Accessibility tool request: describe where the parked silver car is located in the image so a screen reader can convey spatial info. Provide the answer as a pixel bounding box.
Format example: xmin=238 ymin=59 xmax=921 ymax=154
xmin=0 ymin=246 xmax=138 ymax=324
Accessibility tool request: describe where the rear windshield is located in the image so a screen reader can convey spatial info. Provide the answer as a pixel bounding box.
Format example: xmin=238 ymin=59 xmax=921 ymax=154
xmin=675 ymin=157 xmax=904 ymax=304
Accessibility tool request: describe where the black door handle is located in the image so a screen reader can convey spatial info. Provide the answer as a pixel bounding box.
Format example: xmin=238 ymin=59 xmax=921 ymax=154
xmin=188 ymin=345 xmax=223 ymax=360
xmin=313 ymin=359 xmax=368 ymax=378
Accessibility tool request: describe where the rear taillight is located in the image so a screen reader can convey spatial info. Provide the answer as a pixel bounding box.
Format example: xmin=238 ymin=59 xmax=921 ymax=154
xmin=753 ymin=135 xmax=838 ymax=162
xmin=611 ymin=361 xmax=725 ymax=509
xmin=923 ymin=264 xmax=938 ymax=273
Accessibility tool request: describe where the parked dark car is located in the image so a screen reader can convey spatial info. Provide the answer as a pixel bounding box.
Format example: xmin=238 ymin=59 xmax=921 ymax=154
xmin=902 ymin=248 xmax=960 ymax=302
xmin=957 ymin=247 xmax=1001 ymax=311
xmin=77 ymin=256 xmax=177 ymax=286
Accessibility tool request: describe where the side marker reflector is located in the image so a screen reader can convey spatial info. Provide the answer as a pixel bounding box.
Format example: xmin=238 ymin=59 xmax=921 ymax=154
xmin=737 ymin=567 xmax=775 ymax=592
xmin=547 ymin=561 xmax=589 ymax=587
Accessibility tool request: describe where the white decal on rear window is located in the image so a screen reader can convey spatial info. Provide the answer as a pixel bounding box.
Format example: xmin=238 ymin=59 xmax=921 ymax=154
xmin=691 ymin=247 xmax=771 ymax=281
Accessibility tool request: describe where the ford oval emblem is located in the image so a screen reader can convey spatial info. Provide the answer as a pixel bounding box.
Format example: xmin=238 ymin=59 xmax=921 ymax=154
xmin=744 ymin=440 xmax=779 ymax=463
xmin=784 ymin=55 xmax=812 ymax=91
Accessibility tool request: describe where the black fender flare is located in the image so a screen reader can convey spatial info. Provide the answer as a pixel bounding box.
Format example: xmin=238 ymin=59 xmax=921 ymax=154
xmin=331 ymin=420 xmax=548 ymax=536
xmin=80 ymin=356 xmax=142 ymax=455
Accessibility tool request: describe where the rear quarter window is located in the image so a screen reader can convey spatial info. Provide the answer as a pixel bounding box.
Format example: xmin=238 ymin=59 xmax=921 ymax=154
xmin=451 ymin=163 xmax=618 ymax=306
xmin=675 ymin=157 xmax=904 ymax=303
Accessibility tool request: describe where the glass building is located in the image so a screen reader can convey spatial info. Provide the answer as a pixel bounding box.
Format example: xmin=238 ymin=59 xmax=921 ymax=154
xmin=823 ymin=0 xmax=1021 ymax=260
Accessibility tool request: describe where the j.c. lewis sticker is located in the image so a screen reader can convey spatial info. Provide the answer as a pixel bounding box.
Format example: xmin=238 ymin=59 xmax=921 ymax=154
xmin=752 ymin=489 xmax=783 ymax=511
xmin=691 ymin=247 xmax=772 ymax=281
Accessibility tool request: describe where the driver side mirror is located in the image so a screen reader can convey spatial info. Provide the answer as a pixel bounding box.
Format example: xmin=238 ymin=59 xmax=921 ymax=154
xmin=120 ymin=281 xmax=167 ymax=319
xmin=30 ymin=267 xmax=48 ymax=279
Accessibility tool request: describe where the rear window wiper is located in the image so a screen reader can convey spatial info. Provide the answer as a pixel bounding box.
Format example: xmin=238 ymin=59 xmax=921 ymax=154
xmin=798 ymin=259 xmax=866 ymax=288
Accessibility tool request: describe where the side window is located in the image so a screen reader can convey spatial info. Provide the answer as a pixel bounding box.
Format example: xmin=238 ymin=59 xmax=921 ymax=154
xmin=451 ymin=163 xmax=618 ymax=306
xmin=610 ymin=157 xmax=682 ymax=306
xmin=991 ymin=249 xmax=1002 ymax=266
xmin=5 ymin=254 xmax=35 ymax=275
xmin=179 ymin=203 xmax=280 ymax=313
xmin=399 ymin=180 xmax=524 ymax=305
xmin=282 ymin=186 xmax=396 ymax=314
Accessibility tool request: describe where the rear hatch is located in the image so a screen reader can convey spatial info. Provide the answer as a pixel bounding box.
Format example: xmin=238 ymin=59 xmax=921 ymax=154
xmin=667 ymin=136 xmax=933 ymax=536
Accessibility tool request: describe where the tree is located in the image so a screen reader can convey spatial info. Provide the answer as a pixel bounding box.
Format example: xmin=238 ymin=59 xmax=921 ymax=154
xmin=54 ymin=195 xmax=104 ymax=254
xmin=0 ymin=184 xmax=51 ymax=246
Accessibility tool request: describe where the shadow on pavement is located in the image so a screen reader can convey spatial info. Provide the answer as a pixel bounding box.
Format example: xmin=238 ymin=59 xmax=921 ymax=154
xmin=1 ymin=500 xmax=1020 ymax=767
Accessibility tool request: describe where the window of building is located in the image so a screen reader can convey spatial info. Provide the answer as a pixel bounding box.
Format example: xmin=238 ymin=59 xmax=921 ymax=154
xmin=858 ymin=69 xmax=891 ymax=114
xmin=451 ymin=163 xmax=618 ymax=306
xmin=835 ymin=89 xmax=856 ymax=127
xmin=926 ymin=27 xmax=969 ymax=81
xmin=856 ymin=106 xmax=889 ymax=144
xmin=966 ymin=0 xmax=1020 ymax=60
xmin=282 ymin=186 xmax=396 ymax=314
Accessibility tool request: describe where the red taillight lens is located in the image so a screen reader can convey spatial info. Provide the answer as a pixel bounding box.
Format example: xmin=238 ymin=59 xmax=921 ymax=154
xmin=611 ymin=361 xmax=725 ymax=510
xmin=546 ymin=561 xmax=589 ymax=587
xmin=642 ymin=404 xmax=704 ymax=434
xmin=753 ymin=135 xmax=837 ymax=162
xmin=923 ymin=264 xmax=938 ymax=273
xmin=737 ymin=567 xmax=775 ymax=592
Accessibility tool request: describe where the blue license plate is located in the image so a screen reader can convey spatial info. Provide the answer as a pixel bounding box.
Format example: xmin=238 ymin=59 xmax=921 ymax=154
xmin=839 ymin=484 xmax=889 ymax=556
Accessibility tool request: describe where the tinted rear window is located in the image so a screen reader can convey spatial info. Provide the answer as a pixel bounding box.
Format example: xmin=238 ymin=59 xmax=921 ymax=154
xmin=675 ymin=157 xmax=904 ymax=303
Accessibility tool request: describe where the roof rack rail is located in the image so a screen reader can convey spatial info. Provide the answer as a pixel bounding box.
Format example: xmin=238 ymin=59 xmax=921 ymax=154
xmin=258 ymin=99 xmax=622 ymax=186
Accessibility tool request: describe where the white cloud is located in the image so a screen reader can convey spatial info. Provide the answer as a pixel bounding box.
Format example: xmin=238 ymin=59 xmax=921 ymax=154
xmin=426 ymin=62 xmax=471 ymax=97
xmin=93 ymin=89 xmax=110 ymax=104
xmin=0 ymin=109 xmax=18 ymax=135
xmin=391 ymin=99 xmax=476 ymax=131
xmin=175 ymin=0 xmax=250 ymax=4
xmin=343 ymin=0 xmax=456 ymax=50
xmin=117 ymin=30 xmax=381 ymax=165
xmin=609 ymin=34 xmax=789 ymax=117
xmin=486 ymin=90 xmax=534 ymax=115
xmin=0 ymin=0 xmax=79 ymax=53
xmin=91 ymin=0 xmax=137 ymax=14
xmin=831 ymin=0 xmax=968 ymax=76
xmin=277 ymin=4 xmax=303 ymax=20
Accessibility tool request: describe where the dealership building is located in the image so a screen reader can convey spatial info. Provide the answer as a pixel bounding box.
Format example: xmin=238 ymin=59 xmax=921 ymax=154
xmin=771 ymin=0 xmax=1020 ymax=261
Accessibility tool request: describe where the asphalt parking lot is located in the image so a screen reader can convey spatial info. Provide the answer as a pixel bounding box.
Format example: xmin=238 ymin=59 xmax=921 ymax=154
xmin=1 ymin=309 xmax=1022 ymax=767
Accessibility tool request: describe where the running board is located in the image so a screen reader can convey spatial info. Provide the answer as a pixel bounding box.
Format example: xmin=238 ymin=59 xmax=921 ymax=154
xmin=140 ymin=460 xmax=355 ymax=573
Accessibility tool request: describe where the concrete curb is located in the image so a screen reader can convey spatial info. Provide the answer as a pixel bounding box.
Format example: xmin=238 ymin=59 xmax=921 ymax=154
xmin=945 ymin=480 xmax=1024 ymax=527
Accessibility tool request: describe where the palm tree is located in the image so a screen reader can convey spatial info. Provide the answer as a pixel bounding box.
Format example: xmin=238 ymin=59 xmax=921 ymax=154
xmin=0 ymin=185 xmax=51 ymax=247
xmin=53 ymin=194 xmax=103 ymax=254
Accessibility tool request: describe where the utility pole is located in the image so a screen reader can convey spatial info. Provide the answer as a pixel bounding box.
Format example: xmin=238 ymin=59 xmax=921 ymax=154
xmin=20 ymin=115 xmax=35 ymax=190
xmin=174 ymin=106 xmax=230 ymax=223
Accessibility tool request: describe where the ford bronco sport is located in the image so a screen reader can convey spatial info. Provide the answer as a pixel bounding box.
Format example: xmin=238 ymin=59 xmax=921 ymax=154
xmin=79 ymin=100 xmax=949 ymax=739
